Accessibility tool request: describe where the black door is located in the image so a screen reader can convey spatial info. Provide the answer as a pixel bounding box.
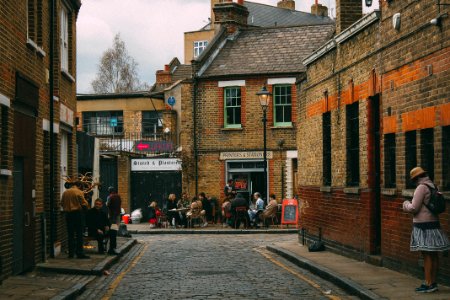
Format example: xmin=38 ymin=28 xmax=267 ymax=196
xmin=13 ymin=112 xmax=36 ymax=273
xmin=371 ymin=95 xmax=381 ymax=254
xmin=131 ymin=171 xmax=182 ymax=219
xmin=100 ymin=157 xmax=118 ymax=201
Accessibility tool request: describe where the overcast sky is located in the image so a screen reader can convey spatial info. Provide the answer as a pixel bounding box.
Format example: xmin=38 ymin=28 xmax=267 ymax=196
xmin=76 ymin=0 xmax=378 ymax=93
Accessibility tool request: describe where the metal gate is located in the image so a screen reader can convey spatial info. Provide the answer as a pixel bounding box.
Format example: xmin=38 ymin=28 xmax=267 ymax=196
xmin=130 ymin=171 xmax=181 ymax=220
xmin=99 ymin=157 xmax=118 ymax=201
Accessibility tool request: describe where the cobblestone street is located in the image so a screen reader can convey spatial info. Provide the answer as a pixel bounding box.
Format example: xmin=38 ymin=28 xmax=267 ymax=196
xmin=82 ymin=234 xmax=354 ymax=300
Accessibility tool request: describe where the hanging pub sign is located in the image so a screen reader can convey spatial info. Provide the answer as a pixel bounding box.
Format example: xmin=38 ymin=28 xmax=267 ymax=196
xmin=281 ymin=198 xmax=299 ymax=228
xmin=134 ymin=140 xmax=173 ymax=153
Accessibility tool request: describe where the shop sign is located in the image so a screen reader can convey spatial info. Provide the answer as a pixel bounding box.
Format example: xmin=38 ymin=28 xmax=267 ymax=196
xmin=131 ymin=159 xmax=182 ymax=171
xmin=60 ymin=103 xmax=73 ymax=126
xmin=219 ymin=151 xmax=273 ymax=160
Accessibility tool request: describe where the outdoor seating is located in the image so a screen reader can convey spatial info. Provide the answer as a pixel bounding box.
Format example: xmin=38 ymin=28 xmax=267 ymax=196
xmin=83 ymin=230 xmax=109 ymax=253
xmin=186 ymin=201 xmax=206 ymax=228
xmin=234 ymin=206 xmax=249 ymax=229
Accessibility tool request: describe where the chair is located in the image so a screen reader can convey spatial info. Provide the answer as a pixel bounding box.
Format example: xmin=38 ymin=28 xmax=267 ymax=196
xmin=234 ymin=206 xmax=249 ymax=229
xmin=187 ymin=201 xmax=206 ymax=228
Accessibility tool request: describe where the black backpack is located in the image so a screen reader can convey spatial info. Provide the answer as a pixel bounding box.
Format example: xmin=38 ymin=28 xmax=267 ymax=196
xmin=423 ymin=184 xmax=446 ymax=215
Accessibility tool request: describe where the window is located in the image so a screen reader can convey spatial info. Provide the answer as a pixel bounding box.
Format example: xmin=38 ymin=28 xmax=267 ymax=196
xmin=273 ymin=85 xmax=292 ymax=126
xmin=384 ymin=134 xmax=396 ymax=188
xmin=27 ymin=0 xmax=36 ymax=41
xmin=405 ymin=131 xmax=417 ymax=189
xmin=0 ymin=105 xmax=9 ymax=169
xmin=420 ymin=128 xmax=434 ymax=180
xmin=193 ymin=41 xmax=208 ymax=58
xmin=142 ymin=111 xmax=163 ymax=139
xmin=27 ymin=0 xmax=43 ymax=47
xmin=60 ymin=5 xmax=69 ymax=71
xmin=82 ymin=111 xmax=123 ymax=135
xmin=322 ymin=111 xmax=331 ymax=186
xmin=443 ymin=126 xmax=450 ymax=190
xmin=346 ymin=102 xmax=359 ymax=186
xmin=224 ymin=87 xmax=241 ymax=128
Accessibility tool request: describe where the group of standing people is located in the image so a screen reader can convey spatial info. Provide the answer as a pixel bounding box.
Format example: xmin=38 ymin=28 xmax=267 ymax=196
xmin=60 ymin=183 xmax=122 ymax=258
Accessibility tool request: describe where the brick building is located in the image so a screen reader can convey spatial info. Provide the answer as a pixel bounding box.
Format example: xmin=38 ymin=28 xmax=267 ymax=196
xmin=0 ymin=0 xmax=81 ymax=280
xmin=298 ymin=0 xmax=449 ymax=283
xmin=76 ymin=91 xmax=183 ymax=214
xmin=184 ymin=0 xmax=332 ymax=64
xmin=182 ymin=1 xmax=334 ymax=204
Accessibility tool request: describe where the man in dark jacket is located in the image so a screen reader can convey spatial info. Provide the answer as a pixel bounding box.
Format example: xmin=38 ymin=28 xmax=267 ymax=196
xmin=230 ymin=193 xmax=250 ymax=229
xmin=86 ymin=199 xmax=119 ymax=255
xmin=107 ymin=186 xmax=122 ymax=226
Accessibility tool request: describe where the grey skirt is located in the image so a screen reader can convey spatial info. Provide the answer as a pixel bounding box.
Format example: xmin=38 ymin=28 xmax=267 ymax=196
xmin=410 ymin=222 xmax=450 ymax=252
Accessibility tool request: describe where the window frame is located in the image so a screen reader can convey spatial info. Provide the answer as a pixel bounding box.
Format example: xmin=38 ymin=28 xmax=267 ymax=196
xmin=443 ymin=126 xmax=450 ymax=191
xmin=405 ymin=130 xmax=417 ymax=189
xmin=346 ymin=102 xmax=359 ymax=187
xmin=142 ymin=111 xmax=163 ymax=139
xmin=384 ymin=133 xmax=396 ymax=188
xmin=224 ymin=86 xmax=242 ymax=129
xmin=60 ymin=4 xmax=69 ymax=72
xmin=420 ymin=128 xmax=434 ymax=181
xmin=273 ymin=85 xmax=292 ymax=126
xmin=193 ymin=40 xmax=208 ymax=58
xmin=322 ymin=111 xmax=331 ymax=186
xmin=82 ymin=111 xmax=124 ymax=136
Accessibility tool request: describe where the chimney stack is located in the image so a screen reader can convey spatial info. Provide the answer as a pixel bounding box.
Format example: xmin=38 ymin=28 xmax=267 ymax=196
xmin=213 ymin=1 xmax=249 ymax=34
xmin=311 ymin=1 xmax=328 ymax=17
xmin=336 ymin=0 xmax=362 ymax=34
xmin=277 ymin=0 xmax=295 ymax=10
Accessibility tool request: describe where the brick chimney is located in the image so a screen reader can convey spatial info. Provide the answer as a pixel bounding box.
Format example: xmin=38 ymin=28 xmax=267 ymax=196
xmin=311 ymin=1 xmax=328 ymax=17
xmin=336 ymin=0 xmax=362 ymax=34
xmin=213 ymin=1 xmax=249 ymax=34
xmin=156 ymin=64 xmax=171 ymax=85
xmin=277 ymin=0 xmax=295 ymax=10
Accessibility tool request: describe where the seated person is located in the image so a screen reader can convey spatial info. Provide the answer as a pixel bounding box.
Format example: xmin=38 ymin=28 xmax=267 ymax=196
xmin=222 ymin=197 xmax=232 ymax=227
xmin=186 ymin=198 xmax=207 ymax=227
xmin=259 ymin=195 xmax=279 ymax=226
xmin=85 ymin=199 xmax=119 ymax=255
xmin=166 ymin=193 xmax=180 ymax=227
xmin=230 ymin=193 xmax=250 ymax=229
xmin=248 ymin=192 xmax=264 ymax=228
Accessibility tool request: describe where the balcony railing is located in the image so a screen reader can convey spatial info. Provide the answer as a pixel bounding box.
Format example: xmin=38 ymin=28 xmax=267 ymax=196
xmin=81 ymin=122 xmax=177 ymax=155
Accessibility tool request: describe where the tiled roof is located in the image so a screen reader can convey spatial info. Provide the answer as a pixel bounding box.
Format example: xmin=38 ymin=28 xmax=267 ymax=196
xmin=245 ymin=1 xmax=333 ymax=27
xmin=201 ymin=24 xmax=335 ymax=77
xmin=171 ymin=64 xmax=192 ymax=81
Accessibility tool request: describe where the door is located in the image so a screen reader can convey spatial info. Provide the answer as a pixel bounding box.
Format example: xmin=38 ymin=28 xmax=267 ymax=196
xmin=12 ymin=157 xmax=24 ymax=274
xmin=99 ymin=157 xmax=118 ymax=201
xmin=131 ymin=171 xmax=182 ymax=219
xmin=370 ymin=95 xmax=381 ymax=254
xmin=13 ymin=112 xmax=36 ymax=273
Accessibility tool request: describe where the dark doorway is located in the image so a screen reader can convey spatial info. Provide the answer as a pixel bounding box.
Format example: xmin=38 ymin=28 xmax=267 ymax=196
xmin=370 ymin=94 xmax=381 ymax=254
xmin=13 ymin=112 xmax=36 ymax=274
xmin=99 ymin=157 xmax=118 ymax=201
xmin=131 ymin=171 xmax=182 ymax=220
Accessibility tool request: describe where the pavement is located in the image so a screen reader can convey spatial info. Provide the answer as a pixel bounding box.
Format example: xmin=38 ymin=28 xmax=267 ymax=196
xmin=0 ymin=223 xmax=449 ymax=299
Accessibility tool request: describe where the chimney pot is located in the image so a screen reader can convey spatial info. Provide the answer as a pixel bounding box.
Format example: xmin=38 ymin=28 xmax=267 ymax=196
xmin=277 ymin=0 xmax=295 ymax=10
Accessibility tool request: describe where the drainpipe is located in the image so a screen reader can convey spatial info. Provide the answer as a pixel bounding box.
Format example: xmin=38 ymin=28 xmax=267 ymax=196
xmin=49 ymin=0 xmax=56 ymax=258
xmin=193 ymin=77 xmax=199 ymax=196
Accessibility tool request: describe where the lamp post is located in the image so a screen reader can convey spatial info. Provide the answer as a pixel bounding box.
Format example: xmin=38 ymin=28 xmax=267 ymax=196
xmin=365 ymin=0 xmax=373 ymax=7
xmin=256 ymin=85 xmax=271 ymax=201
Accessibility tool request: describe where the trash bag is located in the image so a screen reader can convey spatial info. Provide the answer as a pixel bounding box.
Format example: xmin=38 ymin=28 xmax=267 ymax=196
xmin=308 ymin=241 xmax=325 ymax=252
xmin=118 ymin=223 xmax=132 ymax=238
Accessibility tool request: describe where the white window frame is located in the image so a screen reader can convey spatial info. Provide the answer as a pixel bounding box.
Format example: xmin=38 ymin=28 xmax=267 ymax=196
xmin=194 ymin=40 xmax=208 ymax=58
xmin=60 ymin=5 xmax=69 ymax=72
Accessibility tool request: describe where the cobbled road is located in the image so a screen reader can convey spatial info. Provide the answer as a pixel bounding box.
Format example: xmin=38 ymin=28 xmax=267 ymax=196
xmin=83 ymin=234 xmax=355 ymax=300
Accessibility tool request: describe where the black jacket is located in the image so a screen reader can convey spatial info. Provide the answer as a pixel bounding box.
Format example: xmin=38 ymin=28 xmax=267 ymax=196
xmin=86 ymin=207 xmax=111 ymax=233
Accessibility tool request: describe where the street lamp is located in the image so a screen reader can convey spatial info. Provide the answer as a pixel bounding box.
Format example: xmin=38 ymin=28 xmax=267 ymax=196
xmin=256 ymin=85 xmax=271 ymax=201
xmin=365 ymin=0 xmax=373 ymax=7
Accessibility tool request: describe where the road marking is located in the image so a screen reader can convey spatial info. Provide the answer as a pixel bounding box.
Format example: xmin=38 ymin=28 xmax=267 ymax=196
xmin=101 ymin=244 xmax=148 ymax=300
xmin=255 ymin=247 xmax=342 ymax=300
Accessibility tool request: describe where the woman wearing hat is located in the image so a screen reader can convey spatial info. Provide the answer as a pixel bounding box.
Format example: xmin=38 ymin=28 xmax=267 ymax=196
xmin=403 ymin=167 xmax=450 ymax=293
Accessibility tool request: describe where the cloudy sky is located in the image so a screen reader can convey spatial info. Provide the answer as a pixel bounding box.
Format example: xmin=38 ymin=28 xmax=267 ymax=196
xmin=76 ymin=0 xmax=378 ymax=93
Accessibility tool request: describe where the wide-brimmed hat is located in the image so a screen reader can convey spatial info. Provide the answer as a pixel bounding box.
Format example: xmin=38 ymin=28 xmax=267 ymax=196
xmin=410 ymin=167 xmax=426 ymax=180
